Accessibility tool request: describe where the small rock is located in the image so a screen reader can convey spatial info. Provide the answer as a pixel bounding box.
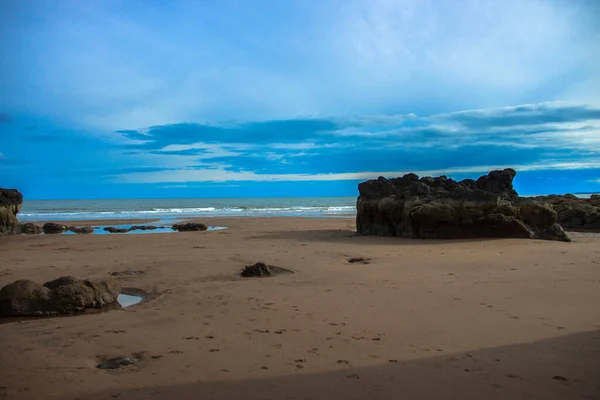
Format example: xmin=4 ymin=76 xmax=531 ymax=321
xmin=69 ymin=226 xmax=94 ymax=234
xmin=19 ymin=223 xmax=42 ymax=235
xmin=42 ymin=223 xmax=68 ymax=234
xmin=96 ymin=355 xmax=139 ymax=369
xmin=172 ymin=223 xmax=208 ymax=232
xmin=103 ymin=227 xmax=129 ymax=233
xmin=241 ymin=262 xmax=272 ymax=277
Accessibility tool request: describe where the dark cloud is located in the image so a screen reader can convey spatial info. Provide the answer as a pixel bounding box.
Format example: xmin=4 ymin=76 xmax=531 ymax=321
xmin=112 ymin=102 xmax=600 ymax=177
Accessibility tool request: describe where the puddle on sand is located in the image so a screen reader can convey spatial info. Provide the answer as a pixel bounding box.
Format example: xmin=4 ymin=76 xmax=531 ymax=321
xmin=118 ymin=294 xmax=144 ymax=308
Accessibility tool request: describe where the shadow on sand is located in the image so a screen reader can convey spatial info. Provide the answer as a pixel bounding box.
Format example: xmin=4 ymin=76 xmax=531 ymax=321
xmin=250 ymin=229 xmax=515 ymax=246
xmin=80 ymin=331 xmax=599 ymax=400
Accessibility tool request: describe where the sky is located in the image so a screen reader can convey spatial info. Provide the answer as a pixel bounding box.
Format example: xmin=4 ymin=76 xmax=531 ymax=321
xmin=1 ymin=0 xmax=599 ymax=200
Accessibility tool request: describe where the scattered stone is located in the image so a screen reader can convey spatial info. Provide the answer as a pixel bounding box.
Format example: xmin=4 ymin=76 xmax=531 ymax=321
xmin=69 ymin=226 xmax=94 ymax=234
xmin=19 ymin=223 xmax=42 ymax=234
xmin=0 ymin=276 xmax=120 ymax=317
xmin=346 ymin=374 xmax=360 ymax=379
xmin=103 ymin=227 xmax=129 ymax=233
xmin=552 ymin=375 xmax=569 ymax=382
xmin=96 ymin=355 xmax=140 ymax=369
xmin=357 ymin=169 xmax=570 ymax=241
xmin=348 ymin=257 xmax=370 ymax=264
xmin=108 ymin=271 xmax=144 ymax=277
xmin=0 ymin=188 xmax=22 ymax=235
xmin=171 ymin=223 xmax=208 ymax=232
xmin=42 ymin=223 xmax=68 ymax=235
xmin=241 ymin=262 xmax=272 ymax=277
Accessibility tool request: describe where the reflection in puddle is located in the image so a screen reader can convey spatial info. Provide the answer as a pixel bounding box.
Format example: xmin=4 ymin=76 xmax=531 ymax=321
xmin=118 ymin=294 xmax=144 ymax=308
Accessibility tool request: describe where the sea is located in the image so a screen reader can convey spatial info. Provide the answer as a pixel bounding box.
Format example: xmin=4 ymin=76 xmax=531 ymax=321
xmin=18 ymin=194 xmax=598 ymax=222
xmin=18 ymin=197 xmax=358 ymax=222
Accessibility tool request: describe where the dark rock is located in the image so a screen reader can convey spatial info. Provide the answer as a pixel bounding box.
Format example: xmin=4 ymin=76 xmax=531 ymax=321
xmin=129 ymin=225 xmax=158 ymax=231
xmin=348 ymin=257 xmax=371 ymax=264
xmin=19 ymin=222 xmax=42 ymax=234
xmin=172 ymin=223 xmax=208 ymax=232
xmin=241 ymin=262 xmax=272 ymax=277
xmin=356 ymin=169 xmax=570 ymax=241
xmin=533 ymin=194 xmax=600 ymax=232
xmin=43 ymin=223 xmax=68 ymax=234
xmin=96 ymin=355 xmax=140 ymax=369
xmin=0 ymin=280 xmax=53 ymax=316
xmin=69 ymin=226 xmax=94 ymax=234
xmin=0 ymin=276 xmax=120 ymax=317
xmin=103 ymin=227 xmax=129 ymax=233
xmin=0 ymin=188 xmax=22 ymax=235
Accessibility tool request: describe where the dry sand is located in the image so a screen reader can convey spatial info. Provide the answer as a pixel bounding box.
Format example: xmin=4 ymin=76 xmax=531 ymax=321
xmin=0 ymin=217 xmax=599 ymax=400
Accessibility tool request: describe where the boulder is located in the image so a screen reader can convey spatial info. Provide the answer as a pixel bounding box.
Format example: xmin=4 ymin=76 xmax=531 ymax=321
xmin=0 ymin=276 xmax=120 ymax=317
xmin=43 ymin=222 xmax=68 ymax=234
xmin=103 ymin=227 xmax=129 ymax=233
xmin=68 ymin=226 xmax=94 ymax=234
xmin=356 ymin=169 xmax=570 ymax=242
xmin=533 ymin=194 xmax=600 ymax=232
xmin=172 ymin=223 xmax=208 ymax=232
xmin=19 ymin=222 xmax=43 ymax=234
xmin=0 ymin=188 xmax=22 ymax=235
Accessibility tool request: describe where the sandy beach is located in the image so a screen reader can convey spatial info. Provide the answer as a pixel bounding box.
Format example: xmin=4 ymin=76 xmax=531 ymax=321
xmin=1 ymin=216 xmax=599 ymax=399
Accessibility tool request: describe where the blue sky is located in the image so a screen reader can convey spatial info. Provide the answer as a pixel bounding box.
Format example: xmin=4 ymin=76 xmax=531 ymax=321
xmin=1 ymin=0 xmax=599 ymax=199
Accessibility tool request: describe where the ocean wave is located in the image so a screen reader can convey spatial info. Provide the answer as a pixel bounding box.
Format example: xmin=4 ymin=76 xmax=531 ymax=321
xmin=19 ymin=204 xmax=356 ymax=220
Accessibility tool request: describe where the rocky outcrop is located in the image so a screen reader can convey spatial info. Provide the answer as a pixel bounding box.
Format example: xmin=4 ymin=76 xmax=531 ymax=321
xmin=43 ymin=222 xmax=68 ymax=234
xmin=533 ymin=194 xmax=600 ymax=232
xmin=68 ymin=226 xmax=94 ymax=234
xmin=0 ymin=188 xmax=22 ymax=235
xmin=19 ymin=222 xmax=42 ymax=234
xmin=356 ymin=169 xmax=570 ymax=242
xmin=172 ymin=223 xmax=208 ymax=232
xmin=0 ymin=276 xmax=120 ymax=317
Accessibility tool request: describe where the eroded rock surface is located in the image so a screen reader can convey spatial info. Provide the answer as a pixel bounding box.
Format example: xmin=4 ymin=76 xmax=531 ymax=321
xmin=356 ymin=169 xmax=570 ymax=242
xmin=0 ymin=188 xmax=22 ymax=235
xmin=533 ymin=194 xmax=600 ymax=232
xmin=19 ymin=222 xmax=42 ymax=234
xmin=0 ymin=276 xmax=120 ymax=317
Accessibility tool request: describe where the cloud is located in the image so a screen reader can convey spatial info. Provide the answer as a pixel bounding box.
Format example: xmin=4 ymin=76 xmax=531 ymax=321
xmin=108 ymin=102 xmax=600 ymax=183
xmin=2 ymin=0 xmax=599 ymax=129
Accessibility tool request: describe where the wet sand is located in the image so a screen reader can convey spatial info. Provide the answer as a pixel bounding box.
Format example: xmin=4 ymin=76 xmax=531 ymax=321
xmin=1 ymin=217 xmax=599 ymax=399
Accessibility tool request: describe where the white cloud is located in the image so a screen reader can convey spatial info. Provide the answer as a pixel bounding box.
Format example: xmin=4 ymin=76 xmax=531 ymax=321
xmin=112 ymin=160 xmax=600 ymax=184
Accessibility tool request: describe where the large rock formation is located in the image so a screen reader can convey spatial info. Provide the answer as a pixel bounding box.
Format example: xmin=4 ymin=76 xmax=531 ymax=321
xmin=356 ymin=169 xmax=570 ymax=242
xmin=0 ymin=188 xmax=22 ymax=235
xmin=533 ymin=194 xmax=600 ymax=232
xmin=0 ymin=276 xmax=120 ymax=317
